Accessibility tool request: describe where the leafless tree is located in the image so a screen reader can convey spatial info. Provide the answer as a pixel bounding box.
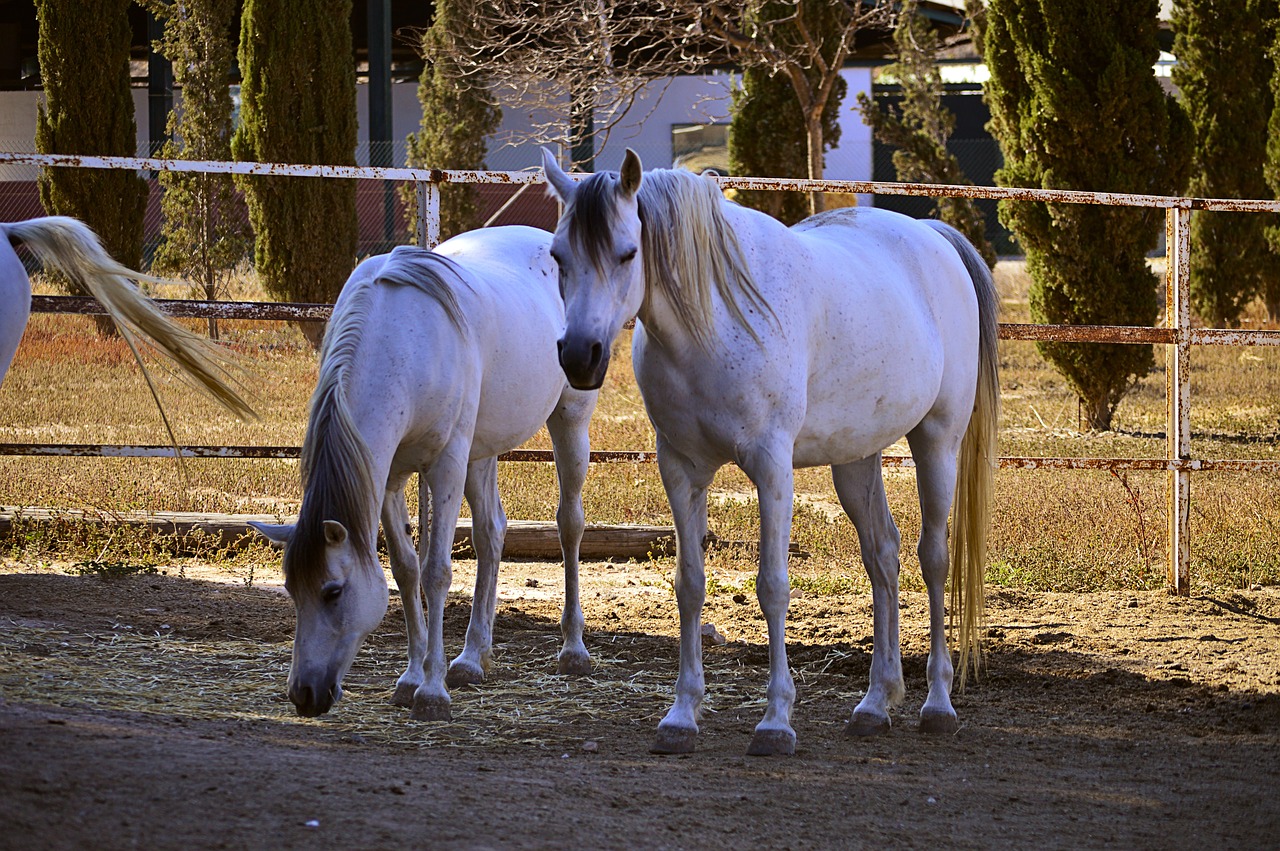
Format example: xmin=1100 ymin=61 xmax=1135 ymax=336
xmin=448 ymin=0 xmax=894 ymax=203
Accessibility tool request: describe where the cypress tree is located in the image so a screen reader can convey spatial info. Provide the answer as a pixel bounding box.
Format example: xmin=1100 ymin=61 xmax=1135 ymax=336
xmin=1264 ymin=13 xmax=1280 ymax=321
xmin=983 ymin=0 xmax=1191 ymax=431
xmin=145 ymin=0 xmax=248 ymax=340
xmin=232 ymin=0 xmax=358 ymax=346
xmin=1172 ymin=0 xmax=1280 ymax=327
xmin=726 ymin=0 xmax=846 ymax=226
xmin=34 ymin=0 xmax=148 ymax=336
xmin=856 ymin=0 xmax=997 ymax=268
xmin=405 ymin=0 xmax=501 ymax=241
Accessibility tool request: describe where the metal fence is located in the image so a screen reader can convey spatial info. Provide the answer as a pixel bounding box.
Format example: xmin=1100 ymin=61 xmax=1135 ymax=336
xmin=2 ymin=151 xmax=1279 ymax=595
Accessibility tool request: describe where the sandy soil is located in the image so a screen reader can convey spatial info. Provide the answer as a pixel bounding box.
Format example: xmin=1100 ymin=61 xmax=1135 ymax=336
xmin=1 ymin=557 xmax=1278 ymax=850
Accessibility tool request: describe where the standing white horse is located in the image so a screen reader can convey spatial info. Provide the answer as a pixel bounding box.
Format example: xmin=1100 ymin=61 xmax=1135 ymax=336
xmin=250 ymin=226 xmax=599 ymax=721
xmin=543 ymin=149 xmax=998 ymax=756
xmin=0 ymin=216 xmax=253 ymax=418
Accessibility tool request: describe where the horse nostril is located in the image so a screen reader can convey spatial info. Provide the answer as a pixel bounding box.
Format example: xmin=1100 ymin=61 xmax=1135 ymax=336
xmin=589 ymin=341 xmax=603 ymax=368
xmin=557 ymin=338 xmax=566 ymax=357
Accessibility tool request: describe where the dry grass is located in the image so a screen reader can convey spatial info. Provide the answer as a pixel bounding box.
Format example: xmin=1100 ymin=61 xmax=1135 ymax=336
xmin=2 ymin=261 xmax=1278 ymax=594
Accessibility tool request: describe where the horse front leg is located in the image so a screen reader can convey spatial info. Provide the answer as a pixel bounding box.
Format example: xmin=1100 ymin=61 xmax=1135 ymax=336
xmin=650 ymin=438 xmax=715 ymax=755
xmin=833 ymin=455 xmax=906 ymax=736
xmin=548 ymin=394 xmax=594 ymax=675
xmin=410 ymin=450 xmax=468 ymax=722
xmin=382 ymin=482 xmax=428 ymax=708
xmin=446 ymin=457 xmax=505 ymax=687
xmin=741 ymin=442 xmax=798 ymax=757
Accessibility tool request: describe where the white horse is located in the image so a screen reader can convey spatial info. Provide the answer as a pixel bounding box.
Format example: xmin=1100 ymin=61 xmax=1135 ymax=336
xmin=250 ymin=225 xmax=599 ymax=720
xmin=0 ymin=216 xmax=253 ymax=418
xmin=543 ymin=148 xmax=999 ymax=756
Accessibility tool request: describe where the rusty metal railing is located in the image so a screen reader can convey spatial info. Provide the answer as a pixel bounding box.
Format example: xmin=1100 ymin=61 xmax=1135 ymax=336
xmin=3 ymin=151 xmax=1280 ymax=593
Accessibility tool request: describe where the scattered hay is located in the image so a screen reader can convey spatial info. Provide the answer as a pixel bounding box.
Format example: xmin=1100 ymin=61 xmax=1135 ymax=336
xmin=0 ymin=615 xmax=866 ymax=749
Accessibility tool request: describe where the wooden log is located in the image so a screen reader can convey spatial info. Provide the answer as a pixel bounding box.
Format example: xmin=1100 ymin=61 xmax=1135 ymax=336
xmin=0 ymin=506 xmax=678 ymax=561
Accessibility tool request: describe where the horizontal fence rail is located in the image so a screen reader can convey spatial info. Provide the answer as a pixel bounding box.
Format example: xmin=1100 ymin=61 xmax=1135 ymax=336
xmin=4 ymin=151 xmax=1279 ymax=594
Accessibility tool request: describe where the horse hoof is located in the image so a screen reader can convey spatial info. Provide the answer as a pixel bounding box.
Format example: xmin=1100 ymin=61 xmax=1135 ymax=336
xmin=445 ymin=662 xmax=485 ymax=689
xmin=846 ymin=711 xmax=892 ymax=737
xmin=557 ymin=650 xmax=592 ymax=676
xmin=650 ymin=725 xmax=698 ymax=755
xmin=919 ymin=709 xmax=959 ymax=735
xmin=746 ymin=728 xmax=796 ymax=757
xmin=409 ymin=694 xmax=452 ymax=722
xmin=391 ymin=681 xmax=418 ymax=708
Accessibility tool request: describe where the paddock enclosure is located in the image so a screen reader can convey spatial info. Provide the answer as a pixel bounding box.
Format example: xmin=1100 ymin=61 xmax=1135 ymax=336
xmin=2 ymin=156 xmax=1279 ymax=847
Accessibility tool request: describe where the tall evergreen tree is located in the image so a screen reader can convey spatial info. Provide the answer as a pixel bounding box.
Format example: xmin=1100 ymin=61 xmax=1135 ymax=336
xmin=34 ymin=0 xmax=148 ymax=336
xmin=1263 ymin=13 xmax=1280 ymax=321
xmin=982 ymin=0 xmax=1191 ymax=430
xmin=232 ymin=0 xmax=358 ymax=346
xmin=856 ymin=0 xmax=997 ymax=268
xmin=405 ymin=0 xmax=501 ymax=241
xmin=145 ymin=0 xmax=248 ymax=340
xmin=1172 ymin=0 xmax=1280 ymax=327
xmin=727 ymin=0 xmax=845 ymax=225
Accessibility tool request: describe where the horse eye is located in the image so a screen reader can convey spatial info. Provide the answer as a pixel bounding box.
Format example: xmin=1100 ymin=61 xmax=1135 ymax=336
xmin=321 ymin=583 xmax=344 ymax=604
xmin=619 ymin=248 xmax=637 ymax=264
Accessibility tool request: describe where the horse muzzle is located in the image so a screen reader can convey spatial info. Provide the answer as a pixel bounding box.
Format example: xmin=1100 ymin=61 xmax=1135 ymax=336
xmin=289 ymin=679 xmax=342 ymax=717
xmin=557 ymin=335 xmax=609 ymax=391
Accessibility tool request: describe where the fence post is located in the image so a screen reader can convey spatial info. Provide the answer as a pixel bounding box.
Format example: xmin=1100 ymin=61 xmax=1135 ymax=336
xmin=1165 ymin=206 xmax=1192 ymax=595
xmin=415 ymin=180 xmax=440 ymax=248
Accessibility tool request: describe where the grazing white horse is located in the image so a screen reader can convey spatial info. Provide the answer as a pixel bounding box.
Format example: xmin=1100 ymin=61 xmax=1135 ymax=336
xmin=0 ymin=216 xmax=253 ymax=418
xmin=543 ymin=148 xmax=999 ymax=756
xmin=250 ymin=226 xmax=599 ymax=720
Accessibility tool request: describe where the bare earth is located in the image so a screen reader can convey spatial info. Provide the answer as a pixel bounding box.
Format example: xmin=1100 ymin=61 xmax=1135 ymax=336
xmin=1 ymin=557 xmax=1278 ymax=850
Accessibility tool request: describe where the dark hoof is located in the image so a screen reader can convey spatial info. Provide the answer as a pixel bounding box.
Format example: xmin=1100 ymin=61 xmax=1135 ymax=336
xmin=445 ymin=662 xmax=485 ymax=689
xmin=391 ymin=681 xmax=418 ymax=708
xmin=409 ymin=694 xmax=452 ymax=722
xmin=746 ymin=728 xmax=796 ymax=757
xmin=650 ymin=725 xmax=698 ymax=755
xmin=557 ymin=650 xmax=592 ymax=676
xmin=846 ymin=711 xmax=892 ymax=737
xmin=919 ymin=709 xmax=959 ymax=735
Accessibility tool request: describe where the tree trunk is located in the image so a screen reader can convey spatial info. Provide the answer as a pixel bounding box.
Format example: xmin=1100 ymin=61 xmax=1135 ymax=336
xmin=1083 ymin=394 xmax=1113 ymax=432
xmin=805 ymin=111 xmax=825 ymax=216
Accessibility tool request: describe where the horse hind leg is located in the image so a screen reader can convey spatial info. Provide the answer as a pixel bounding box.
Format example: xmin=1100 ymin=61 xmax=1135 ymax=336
xmin=832 ymin=454 xmax=906 ymax=737
xmin=446 ymin=456 xmax=505 ymax=688
xmin=382 ymin=483 xmax=428 ymax=707
xmin=548 ymin=393 xmax=594 ymax=676
xmin=907 ymin=424 xmax=964 ymax=735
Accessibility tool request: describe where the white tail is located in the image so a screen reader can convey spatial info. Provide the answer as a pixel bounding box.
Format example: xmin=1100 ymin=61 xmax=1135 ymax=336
xmin=4 ymin=216 xmax=255 ymax=421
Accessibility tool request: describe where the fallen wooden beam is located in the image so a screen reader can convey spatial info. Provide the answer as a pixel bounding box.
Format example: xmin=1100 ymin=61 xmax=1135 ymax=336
xmin=0 ymin=506 xmax=677 ymax=561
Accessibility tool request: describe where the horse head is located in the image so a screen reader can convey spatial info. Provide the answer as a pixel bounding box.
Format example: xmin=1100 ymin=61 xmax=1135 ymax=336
xmin=250 ymin=518 xmax=389 ymax=717
xmin=542 ymin=147 xmax=647 ymax=390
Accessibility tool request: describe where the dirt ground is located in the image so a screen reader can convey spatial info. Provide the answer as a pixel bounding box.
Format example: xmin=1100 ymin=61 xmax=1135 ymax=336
xmin=1 ymin=556 xmax=1278 ymax=850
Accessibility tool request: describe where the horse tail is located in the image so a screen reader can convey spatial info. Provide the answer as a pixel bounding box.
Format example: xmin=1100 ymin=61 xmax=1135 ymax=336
xmin=2 ymin=216 xmax=255 ymax=420
xmin=923 ymin=219 xmax=1000 ymax=689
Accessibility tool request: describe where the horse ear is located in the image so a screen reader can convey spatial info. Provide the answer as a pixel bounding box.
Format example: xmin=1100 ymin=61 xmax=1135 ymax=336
xmin=248 ymin=521 xmax=294 ymax=548
xmin=620 ymin=149 xmax=643 ymax=198
xmin=541 ymin=147 xmax=577 ymax=202
xmin=322 ymin=520 xmax=349 ymax=547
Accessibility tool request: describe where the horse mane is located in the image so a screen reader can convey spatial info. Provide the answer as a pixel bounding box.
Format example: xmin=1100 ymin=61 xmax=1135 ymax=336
xmin=287 ymin=246 xmax=469 ymax=592
xmin=570 ymin=168 xmax=771 ymax=348
xmin=367 ymin=245 xmax=468 ymax=331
